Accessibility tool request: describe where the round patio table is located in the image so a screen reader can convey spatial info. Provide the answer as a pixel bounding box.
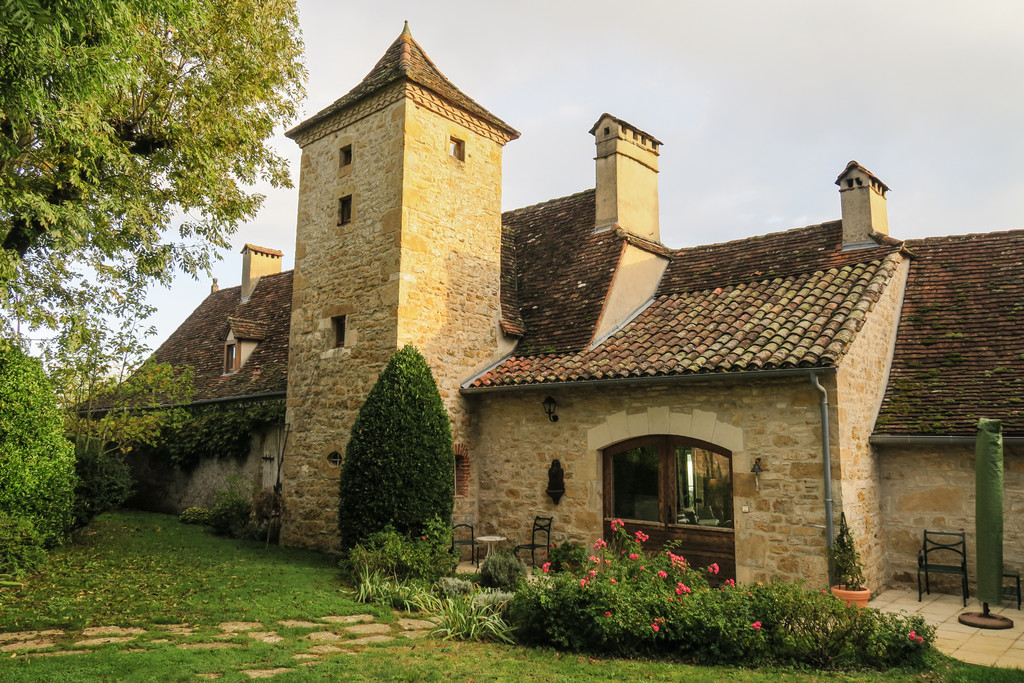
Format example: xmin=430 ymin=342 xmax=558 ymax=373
xmin=475 ymin=535 xmax=507 ymax=560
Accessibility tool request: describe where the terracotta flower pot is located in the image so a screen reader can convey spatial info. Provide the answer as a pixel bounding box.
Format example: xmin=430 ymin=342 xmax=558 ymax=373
xmin=831 ymin=585 xmax=871 ymax=608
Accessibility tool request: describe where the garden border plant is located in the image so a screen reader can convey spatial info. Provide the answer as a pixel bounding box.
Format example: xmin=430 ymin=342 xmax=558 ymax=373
xmin=509 ymin=520 xmax=935 ymax=671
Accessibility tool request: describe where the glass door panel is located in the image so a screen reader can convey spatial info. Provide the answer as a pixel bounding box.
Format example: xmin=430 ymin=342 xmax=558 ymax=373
xmin=611 ymin=446 xmax=660 ymax=522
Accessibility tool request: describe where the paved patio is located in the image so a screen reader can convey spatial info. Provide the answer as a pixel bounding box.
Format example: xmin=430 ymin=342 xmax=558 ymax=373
xmin=872 ymin=589 xmax=1023 ymax=669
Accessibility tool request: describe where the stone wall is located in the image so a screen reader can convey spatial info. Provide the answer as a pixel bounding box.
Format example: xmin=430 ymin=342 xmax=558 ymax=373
xmin=470 ymin=375 xmax=842 ymax=586
xmin=127 ymin=426 xmax=280 ymax=514
xmin=833 ymin=257 xmax=910 ymax=591
xmin=880 ymin=442 xmax=1023 ymax=598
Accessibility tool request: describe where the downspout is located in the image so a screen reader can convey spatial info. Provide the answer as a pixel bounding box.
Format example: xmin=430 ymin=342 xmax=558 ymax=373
xmin=810 ymin=372 xmax=835 ymax=548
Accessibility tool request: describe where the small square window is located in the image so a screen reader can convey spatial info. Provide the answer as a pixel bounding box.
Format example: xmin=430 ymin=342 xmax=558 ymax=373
xmin=449 ymin=136 xmax=465 ymax=161
xmin=339 ymin=145 xmax=352 ymax=168
xmin=332 ymin=315 xmax=346 ymax=348
xmin=338 ymin=196 xmax=352 ymax=225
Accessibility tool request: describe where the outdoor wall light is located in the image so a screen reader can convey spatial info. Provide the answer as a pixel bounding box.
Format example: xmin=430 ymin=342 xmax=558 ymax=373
xmin=546 ymin=459 xmax=565 ymax=504
xmin=542 ymin=395 xmax=559 ymax=422
xmin=751 ymin=457 xmax=763 ymax=492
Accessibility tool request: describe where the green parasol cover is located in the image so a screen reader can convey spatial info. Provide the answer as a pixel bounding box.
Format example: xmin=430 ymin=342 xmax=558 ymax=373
xmin=975 ymin=418 xmax=1004 ymax=606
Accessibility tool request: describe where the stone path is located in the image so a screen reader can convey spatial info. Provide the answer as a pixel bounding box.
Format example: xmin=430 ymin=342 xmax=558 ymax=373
xmin=0 ymin=613 xmax=436 ymax=679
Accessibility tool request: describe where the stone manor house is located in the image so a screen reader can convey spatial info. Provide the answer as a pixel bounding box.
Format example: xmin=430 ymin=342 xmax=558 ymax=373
xmin=141 ymin=25 xmax=1023 ymax=593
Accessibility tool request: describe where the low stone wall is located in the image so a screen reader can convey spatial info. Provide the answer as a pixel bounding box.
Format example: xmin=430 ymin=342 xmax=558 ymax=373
xmin=880 ymin=442 xmax=1023 ymax=599
xmin=126 ymin=426 xmax=281 ymax=514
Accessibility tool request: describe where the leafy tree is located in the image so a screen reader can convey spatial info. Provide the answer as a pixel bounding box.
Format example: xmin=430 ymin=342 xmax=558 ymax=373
xmin=0 ymin=340 xmax=76 ymax=545
xmin=0 ymin=0 xmax=305 ymax=336
xmin=338 ymin=346 xmax=455 ymax=550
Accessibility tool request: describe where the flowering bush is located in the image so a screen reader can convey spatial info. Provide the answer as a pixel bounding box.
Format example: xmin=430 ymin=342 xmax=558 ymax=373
xmin=508 ymin=520 xmax=933 ymax=670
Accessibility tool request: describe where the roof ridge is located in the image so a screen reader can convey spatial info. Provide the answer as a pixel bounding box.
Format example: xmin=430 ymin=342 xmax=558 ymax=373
xmin=905 ymin=227 xmax=1024 ymax=245
xmin=502 ymin=188 xmax=595 ymax=218
xmin=674 ymin=220 xmax=843 ymax=255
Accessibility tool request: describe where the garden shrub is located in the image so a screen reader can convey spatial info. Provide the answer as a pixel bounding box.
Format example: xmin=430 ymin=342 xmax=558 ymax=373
xmin=546 ymin=540 xmax=588 ymax=574
xmin=337 ymin=345 xmax=454 ymax=550
xmin=509 ymin=520 xmax=934 ymax=670
xmin=342 ymin=515 xmax=457 ymax=584
xmin=480 ymin=551 xmax=526 ymax=591
xmin=432 ymin=594 xmax=514 ymax=643
xmin=179 ymin=507 xmax=211 ymax=525
xmin=0 ymin=512 xmax=47 ymax=577
xmin=436 ymin=577 xmax=474 ymax=598
xmin=0 ymin=341 xmax=76 ymax=545
xmin=207 ymin=476 xmax=253 ymax=538
xmin=72 ymin=437 xmax=133 ymax=529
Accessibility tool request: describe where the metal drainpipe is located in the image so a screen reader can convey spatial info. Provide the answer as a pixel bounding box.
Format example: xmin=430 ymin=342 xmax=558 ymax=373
xmin=810 ymin=372 xmax=835 ymax=548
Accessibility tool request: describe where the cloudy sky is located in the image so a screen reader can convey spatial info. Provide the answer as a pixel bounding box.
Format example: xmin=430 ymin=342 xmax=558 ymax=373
xmin=147 ymin=0 xmax=1024 ymax=347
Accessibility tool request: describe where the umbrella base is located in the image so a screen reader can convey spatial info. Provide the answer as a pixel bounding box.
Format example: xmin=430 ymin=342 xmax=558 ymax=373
xmin=958 ymin=611 xmax=1014 ymax=630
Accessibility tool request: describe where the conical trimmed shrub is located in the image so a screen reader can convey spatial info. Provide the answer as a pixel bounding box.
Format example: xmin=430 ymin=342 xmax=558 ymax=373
xmin=338 ymin=346 xmax=454 ymax=550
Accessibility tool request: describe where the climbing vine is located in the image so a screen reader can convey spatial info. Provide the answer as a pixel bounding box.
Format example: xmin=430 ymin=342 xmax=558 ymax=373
xmin=136 ymin=399 xmax=285 ymax=469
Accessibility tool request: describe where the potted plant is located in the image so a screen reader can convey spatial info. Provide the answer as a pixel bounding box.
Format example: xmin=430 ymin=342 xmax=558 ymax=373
xmin=828 ymin=512 xmax=871 ymax=607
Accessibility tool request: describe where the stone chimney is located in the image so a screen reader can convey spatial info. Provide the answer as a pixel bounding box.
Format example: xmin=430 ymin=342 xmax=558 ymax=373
xmin=241 ymin=244 xmax=283 ymax=301
xmin=835 ymin=161 xmax=890 ymax=247
xmin=590 ymin=114 xmax=661 ymax=242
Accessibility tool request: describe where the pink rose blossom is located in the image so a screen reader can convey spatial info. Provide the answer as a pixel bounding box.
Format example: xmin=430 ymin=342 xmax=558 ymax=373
xmin=610 ymin=519 xmax=624 ymax=531
xmin=605 ymin=611 xmax=611 ymax=617
xmin=657 ymin=570 xmax=668 ymax=578
xmin=629 ymin=553 xmax=639 ymax=561
xmin=593 ymin=539 xmax=607 ymax=550
xmin=725 ymin=578 xmax=736 ymax=587
xmin=709 ymin=563 xmax=719 ymax=575
xmin=651 ymin=624 xmax=659 ymax=632
xmin=542 ymin=562 xmax=551 ymax=573
xmin=610 ymin=578 xmax=616 ymax=584
xmin=589 ymin=555 xmax=599 ymax=563
xmin=917 ymin=636 xmax=924 ymax=643
xmin=676 ymin=583 xmax=691 ymax=595
xmin=751 ymin=621 xmax=762 ymax=631
xmin=635 ymin=530 xmax=649 ymax=543
xmin=589 ymin=570 xmax=597 ymax=579
xmin=580 ymin=578 xmax=588 ymax=587
xmin=908 ymin=631 xmax=917 ymax=641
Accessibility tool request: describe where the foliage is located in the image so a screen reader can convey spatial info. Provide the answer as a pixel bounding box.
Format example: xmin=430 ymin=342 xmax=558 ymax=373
xmin=480 ymin=551 xmax=527 ymax=591
xmin=829 ymin=512 xmax=867 ymax=590
xmin=436 ymin=576 xmax=474 ymax=598
xmin=139 ymin=399 xmax=285 ymax=469
xmin=0 ymin=340 xmax=76 ymax=545
xmin=509 ymin=520 xmax=933 ymax=670
xmin=430 ymin=594 xmax=515 ymax=644
xmin=207 ymin=475 xmax=254 ymax=538
xmin=0 ymin=0 xmax=305 ymax=338
xmin=0 ymin=512 xmax=46 ymax=577
xmin=338 ymin=345 xmax=455 ymax=550
xmin=179 ymin=507 xmax=211 ymax=526
xmin=71 ymin=437 xmax=134 ymax=529
xmin=342 ymin=516 xmax=457 ymax=584
xmin=353 ymin=567 xmax=428 ymax=612
xmin=546 ymin=540 xmax=588 ymax=574
xmin=43 ymin=295 xmax=193 ymax=457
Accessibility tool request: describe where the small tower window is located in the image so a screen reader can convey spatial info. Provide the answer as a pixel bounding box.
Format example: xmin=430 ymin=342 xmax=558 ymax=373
xmin=332 ymin=315 xmax=347 ymax=348
xmin=338 ymin=196 xmax=352 ymax=225
xmin=327 ymin=451 xmax=343 ymax=467
xmin=339 ymin=145 xmax=352 ymax=168
xmin=449 ymin=136 xmax=465 ymax=161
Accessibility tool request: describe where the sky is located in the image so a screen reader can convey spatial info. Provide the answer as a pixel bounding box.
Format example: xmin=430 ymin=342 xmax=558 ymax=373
xmin=146 ymin=0 xmax=1024 ymax=349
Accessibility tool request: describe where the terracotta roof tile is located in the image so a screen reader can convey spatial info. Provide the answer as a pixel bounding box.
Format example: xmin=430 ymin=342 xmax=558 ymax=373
xmin=876 ymin=230 xmax=1024 ymax=436
xmin=287 ymin=24 xmax=518 ymax=141
xmin=150 ymin=270 xmax=293 ymax=402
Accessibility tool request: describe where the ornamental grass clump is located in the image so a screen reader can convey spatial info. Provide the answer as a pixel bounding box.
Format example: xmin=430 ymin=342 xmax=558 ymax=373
xmin=509 ymin=520 xmax=934 ymax=670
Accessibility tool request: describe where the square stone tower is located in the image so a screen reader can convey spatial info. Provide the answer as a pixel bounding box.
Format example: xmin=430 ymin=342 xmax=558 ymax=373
xmin=280 ymin=24 xmax=519 ymax=550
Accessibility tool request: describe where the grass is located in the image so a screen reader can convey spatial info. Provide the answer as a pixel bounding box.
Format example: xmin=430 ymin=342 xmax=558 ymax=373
xmin=0 ymin=511 xmax=1019 ymax=682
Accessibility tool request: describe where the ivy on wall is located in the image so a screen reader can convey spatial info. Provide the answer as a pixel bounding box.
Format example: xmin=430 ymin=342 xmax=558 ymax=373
xmin=135 ymin=399 xmax=285 ymax=469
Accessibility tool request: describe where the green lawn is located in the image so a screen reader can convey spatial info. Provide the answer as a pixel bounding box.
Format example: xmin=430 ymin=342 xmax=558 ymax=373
xmin=0 ymin=511 xmax=1017 ymax=682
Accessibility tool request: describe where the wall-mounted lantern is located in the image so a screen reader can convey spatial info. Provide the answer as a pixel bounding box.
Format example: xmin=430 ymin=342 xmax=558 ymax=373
xmin=546 ymin=459 xmax=565 ymax=504
xmin=751 ymin=457 xmax=763 ymax=492
xmin=542 ymin=395 xmax=559 ymax=422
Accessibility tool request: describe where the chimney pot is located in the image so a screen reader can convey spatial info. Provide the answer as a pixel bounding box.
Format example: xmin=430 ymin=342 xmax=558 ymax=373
xmin=590 ymin=114 xmax=662 ymax=243
xmin=835 ymin=161 xmax=889 ymax=247
xmin=241 ymin=244 xmax=283 ymax=301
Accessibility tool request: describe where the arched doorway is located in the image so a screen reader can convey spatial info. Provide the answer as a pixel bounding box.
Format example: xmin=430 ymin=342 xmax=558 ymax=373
xmin=602 ymin=436 xmax=736 ymax=579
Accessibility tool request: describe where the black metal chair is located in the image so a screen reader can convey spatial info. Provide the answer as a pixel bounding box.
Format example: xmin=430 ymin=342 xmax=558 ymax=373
xmin=451 ymin=514 xmax=478 ymax=567
xmin=1004 ymin=568 xmax=1021 ymax=610
xmin=514 ymin=516 xmax=552 ymax=566
xmin=917 ymin=530 xmax=969 ymax=606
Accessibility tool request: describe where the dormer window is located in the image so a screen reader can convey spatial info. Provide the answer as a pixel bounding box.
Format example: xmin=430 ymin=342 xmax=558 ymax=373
xmin=224 ymin=342 xmax=239 ymax=374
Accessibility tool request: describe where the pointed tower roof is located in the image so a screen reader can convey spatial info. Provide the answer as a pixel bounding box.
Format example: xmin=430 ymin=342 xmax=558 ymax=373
xmin=287 ymin=22 xmax=519 ymax=141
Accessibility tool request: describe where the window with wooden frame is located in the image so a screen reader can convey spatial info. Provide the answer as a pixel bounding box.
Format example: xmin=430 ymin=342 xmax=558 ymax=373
xmin=224 ymin=342 xmax=239 ymax=374
xmin=331 ymin=315 xmax=347 ymax=348
xmin=338 ymin=195 xmax=352 ymax=225
xmin=449 ymin=136 xmax=465 ymax=161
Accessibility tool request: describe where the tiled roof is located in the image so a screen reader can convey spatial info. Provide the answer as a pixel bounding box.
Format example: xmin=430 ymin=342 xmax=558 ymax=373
xmin=473 ymin=252 xmax=902 ymax=388
xmin=150 ymin=271 xmax=293 ymax=403
xmin=875 ymin=230 xmax=1024 ymax=436
xmin=287 ymin=23 xmax=519 ymax=141
xmin=500 ymin=190 xmax=624 ymax=355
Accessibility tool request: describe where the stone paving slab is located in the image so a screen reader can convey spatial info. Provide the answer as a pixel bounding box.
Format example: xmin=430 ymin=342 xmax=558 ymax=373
xmin=247 ymin=631 xmax=284 ymax=643
xmin=219 ymin=621 xmax=263 ymax=632
xmin=320 ymin=614 xmax=374 ymax=624
xmin=242 ymin=667 xmax=293 ymax=678
xmin=343 ymin=623 xmax=391 ymax=635
xmin=278 ymin=619 xmax=320 ymax=628
xmin=0 ymin=630 xmax=64 ymax=643
xmin=81 ymin=626 xmax=145 ymax=636
xmin=399 ymin=630 xmax=431 ymax=639
xmin=1 ymin=640 xmax=55 ymax=652
xmin=176 ymin=642 xmax=244 ymax=650
xmin=396 ymin=618 xmax=434 ymax=630
xmin=306 ymin=644 xmax=344 ymax=654
xmin=75 ymin=636 xmax=137 ymax=647
xmin=346 ymin=634 xmax=394 ymax=646
xmin=307 ymin=631 xmax=341 ymax=642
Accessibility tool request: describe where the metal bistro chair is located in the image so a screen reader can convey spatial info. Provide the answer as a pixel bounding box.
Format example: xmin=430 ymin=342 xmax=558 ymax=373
xmin=514 ymin=516 xmax=552 ymax=566
xmin=917 ymin=530 xmax=969 ymax=607
xmin=451 ymin=514 xmax=479 ymax=567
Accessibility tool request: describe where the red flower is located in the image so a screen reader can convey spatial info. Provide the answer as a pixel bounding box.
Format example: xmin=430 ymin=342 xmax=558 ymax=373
xmin=610 ymin=578 xmax=616 ymax=584
xmin=709 ymin=563 xmax=719 ymax=575
xmin=751 ymin=621 xmax=762 ymax=631
xmin=909 ymin=631 xmax=917 ymax=641
xmin=629 ymin=553 xmax=639 ymax=560
xmin=657 ymin=570 xmax=668 ymax=578
xmin=542 ymin=562 xmax=551 ymax=573
xmin=593 ymin=539 xmax=607 ymax=550
xmin=725 ymin=578 xmax=736 ymax=587
xmin=635 ymin=530 xmax=649 ymax=543
xmin=580 ymin=578 xmax=588 ymax=588
xmin=651 ymin=624 xmax=660 ymax=632
xmin=605 ymin=611 xmax=611 ymax=618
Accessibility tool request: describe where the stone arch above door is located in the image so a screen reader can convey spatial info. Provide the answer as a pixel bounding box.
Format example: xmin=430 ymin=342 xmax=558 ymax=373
xmin=586 ymin=406 xmax=744 ymax=454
